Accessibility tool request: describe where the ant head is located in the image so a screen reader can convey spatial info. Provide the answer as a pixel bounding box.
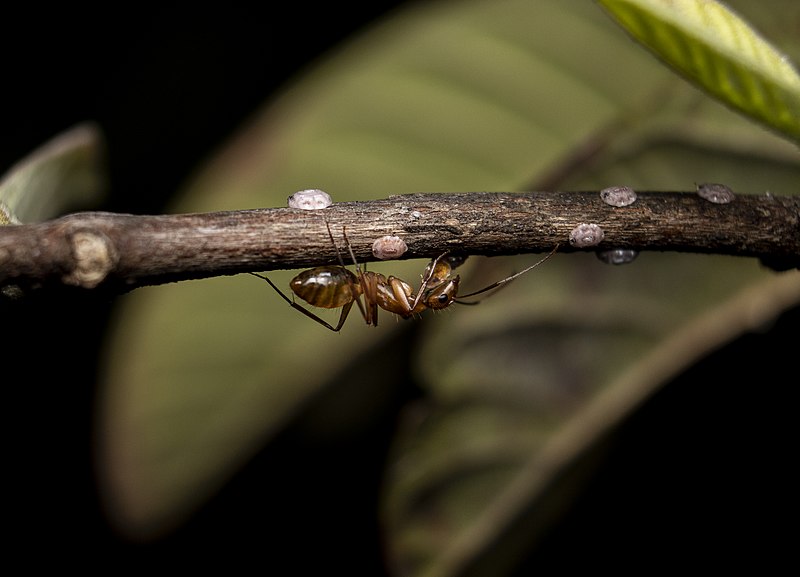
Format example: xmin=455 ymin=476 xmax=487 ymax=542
xmin=422 ymin=275 xmax=460 ymax=310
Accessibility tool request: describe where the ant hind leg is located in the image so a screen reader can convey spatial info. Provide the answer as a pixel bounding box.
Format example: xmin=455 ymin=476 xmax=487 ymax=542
xmin=250 ymin=272 xmax=352 ymax=332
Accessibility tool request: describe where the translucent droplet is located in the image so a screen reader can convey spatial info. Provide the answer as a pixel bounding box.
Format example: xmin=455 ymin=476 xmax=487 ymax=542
xmin=597 ymin=248 xmax=639 ymax=265
xmin=600 ymin=185 xmax=637 ymax=207
xmin=569 ymin=223 xmax=604 ymax=247
xmin=287 ymin=189 xmax=333 ymax=210
xmin=371 ymin=235 xmax=408 ymax=260
xmin=696 ymin=183 xmax=734 ymax=204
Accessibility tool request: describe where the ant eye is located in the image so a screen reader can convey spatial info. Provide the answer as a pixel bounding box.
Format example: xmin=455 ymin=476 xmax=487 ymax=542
xmin=437 ymin=293 xmax=450 ymax=304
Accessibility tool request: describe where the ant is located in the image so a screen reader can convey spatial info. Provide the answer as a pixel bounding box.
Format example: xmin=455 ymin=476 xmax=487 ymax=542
xmin=251 ymin=222 xmax=558 ymax=332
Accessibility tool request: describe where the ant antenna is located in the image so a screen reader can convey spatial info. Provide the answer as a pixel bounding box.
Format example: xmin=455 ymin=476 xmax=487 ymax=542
xmin=456 ymin=244 xmax=560 ymax=303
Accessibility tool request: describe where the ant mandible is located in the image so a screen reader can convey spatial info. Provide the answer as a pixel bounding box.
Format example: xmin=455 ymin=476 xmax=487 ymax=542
xmin=251 ymin=222 xmax=558 ymax=332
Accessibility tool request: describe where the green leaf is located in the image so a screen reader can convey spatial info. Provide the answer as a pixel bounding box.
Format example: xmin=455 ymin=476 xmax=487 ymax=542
xmin=388 ymin=258 xmax=799 ymax=576
xmin=597 ymin=0 xmax=800 ymax=143
xmin=0 ymin=123 xmax=107 ymax=224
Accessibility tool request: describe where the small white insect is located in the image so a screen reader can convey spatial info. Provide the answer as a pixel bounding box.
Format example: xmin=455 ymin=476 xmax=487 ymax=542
xmin=569 ymin=223 xmax=605 ymax=248
xmin=696 ymin=183 xmax=734 ymax=204
xmin=372 ymin=235 xmax=408 ymax=260
xmin=287 ymin=189 xmax=333 ymax=210
xmin=600 ymin=186 xmax=637 ymax=207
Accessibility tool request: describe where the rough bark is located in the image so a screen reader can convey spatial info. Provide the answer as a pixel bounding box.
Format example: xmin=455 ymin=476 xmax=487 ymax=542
xmin=1 ymin=191 xmax=798 ymax=293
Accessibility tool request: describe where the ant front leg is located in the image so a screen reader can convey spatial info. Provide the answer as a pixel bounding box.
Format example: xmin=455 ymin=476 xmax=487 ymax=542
xmin=250 ymin=272 xmax=353 ymax=332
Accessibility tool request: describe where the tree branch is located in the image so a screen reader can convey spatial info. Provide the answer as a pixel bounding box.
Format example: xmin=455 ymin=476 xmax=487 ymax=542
xmin=1 ymin=191 xmax=798 ymax=293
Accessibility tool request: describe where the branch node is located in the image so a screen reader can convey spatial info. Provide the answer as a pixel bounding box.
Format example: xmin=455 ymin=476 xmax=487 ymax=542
xmin=63 ymin=230 xmax=117 ymax=288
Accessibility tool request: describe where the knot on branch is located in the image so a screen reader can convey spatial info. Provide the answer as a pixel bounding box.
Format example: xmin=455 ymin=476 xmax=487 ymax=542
xmin=63 ymin=230 xmax=116 ymax=288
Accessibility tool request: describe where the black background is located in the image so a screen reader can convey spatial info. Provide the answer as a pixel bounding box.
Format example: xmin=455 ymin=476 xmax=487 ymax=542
xmin=2 ymin=4 xmax=408 ymax=214
xmin=2 ymin=3 xmax=796 ymax=573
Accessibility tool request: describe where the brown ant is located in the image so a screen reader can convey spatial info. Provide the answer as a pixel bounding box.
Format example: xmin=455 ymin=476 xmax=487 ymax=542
xmin=251 ymin=223 xmax=558 ymax=332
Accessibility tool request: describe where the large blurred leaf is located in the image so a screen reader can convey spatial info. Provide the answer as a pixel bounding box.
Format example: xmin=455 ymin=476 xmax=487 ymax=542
xmin=388 ymin=260 xmax=799 ymax=576
xmin=0 ymin=123 xmax=106 ymax=224
xmin=95 ymin=2 xmax=799 ymax=570
xmin=597 ymin=0 xmax=800 ymax=143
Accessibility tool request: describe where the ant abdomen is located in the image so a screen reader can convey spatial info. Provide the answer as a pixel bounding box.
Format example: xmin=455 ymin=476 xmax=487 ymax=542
xmin=291 ymin=266 xmax=361 ymax=308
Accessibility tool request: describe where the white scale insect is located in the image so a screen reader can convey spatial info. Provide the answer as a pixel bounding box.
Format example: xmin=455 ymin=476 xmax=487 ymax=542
xmin=287 ymin=189 xmax=333 ymax=210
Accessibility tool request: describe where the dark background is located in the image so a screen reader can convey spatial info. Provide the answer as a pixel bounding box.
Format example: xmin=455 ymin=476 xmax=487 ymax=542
xmin=2 ymin=3 xmax=796 ymax=572
xmin=2 ymin=4 xmax=407 ymax=214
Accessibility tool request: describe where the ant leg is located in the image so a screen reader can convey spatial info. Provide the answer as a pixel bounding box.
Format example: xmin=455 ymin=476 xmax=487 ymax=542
xmin=456 ymin=244 xmax=559 ymax=301
xmin=250 ymin=272 xmax=352 ymax=332
xmin=338 ymin=225 xmax=377 ymax=325
xmin=329 ymin=301 xmax=354 ymax=331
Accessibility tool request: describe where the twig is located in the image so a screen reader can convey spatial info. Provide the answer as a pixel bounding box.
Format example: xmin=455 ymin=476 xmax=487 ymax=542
xmin=1 ymin=191 xmax=798 ymax=293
